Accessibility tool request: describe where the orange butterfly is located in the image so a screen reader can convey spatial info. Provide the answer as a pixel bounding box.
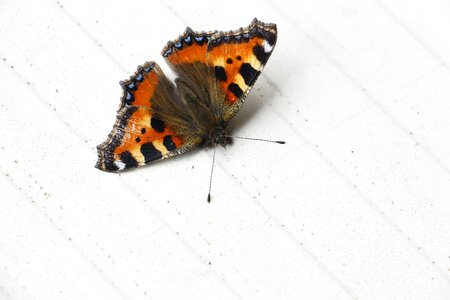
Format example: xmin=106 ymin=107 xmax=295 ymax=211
xmin=96 ymin=19 xmax=278 ymax=176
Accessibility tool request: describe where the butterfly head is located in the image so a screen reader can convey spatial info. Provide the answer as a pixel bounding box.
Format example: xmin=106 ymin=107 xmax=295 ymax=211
xmin=208 ymin=128 xmax=232 ymax=148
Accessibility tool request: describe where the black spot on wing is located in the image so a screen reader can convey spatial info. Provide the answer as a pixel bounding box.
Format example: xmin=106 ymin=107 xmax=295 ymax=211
xmin=228 ymin=83 xmax=244 ymax=98
xmin=141 ymin=142 xmax=162 ymax=163
xmin=151 ymin=118 xmax=165 ymax=133
xmin=163 ymin=135 xmax=177 ymax=151
xmin=253 ymin=45 xmax=270 ymax=65
xmin=239 ymin=63 xmax=260 ymax=86
xmin=214 ymin=66 xmax=227 ymax=82
xmin=103 ymin=161 xmax=119 ymax=172
xmin=120 ymin=151 xmax=138 ymax=169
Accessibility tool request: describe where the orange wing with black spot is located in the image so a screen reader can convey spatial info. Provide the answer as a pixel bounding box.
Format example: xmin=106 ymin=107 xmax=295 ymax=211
xmin=161 ymin=19 xmax=277 ymax=123
xmin=96 ymin=62 xmax=201 ymax=172
xmin=118 ymin=62 xmax=160 ymax=109
xmin=207 ymin=19 xmax=277 ymax=121
xmin=162 ymin=27 xmax=219 ymax=114
xmin=162 ymin=27 xmax=216 ymax=65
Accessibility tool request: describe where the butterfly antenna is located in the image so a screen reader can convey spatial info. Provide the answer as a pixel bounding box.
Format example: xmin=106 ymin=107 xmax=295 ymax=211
xmin=207 ymin=144 xmax=218 ymax=203
xmin=226 ymin=135 xmax=286 ymax=144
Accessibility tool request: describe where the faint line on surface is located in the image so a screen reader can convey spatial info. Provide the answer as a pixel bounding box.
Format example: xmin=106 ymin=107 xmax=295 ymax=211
xmin=0 ymin=50 xmax=87 ymax=146
xmin=159 ymin=0 xmax=190 ymax=25
xmin=261 ymin=33 xmax=450 ymax=284
xmin=272 ymin=116 xmax=450 ymax=284
xmin=98 ymin=0 xmax=450 ymax=291
xmin=0 ymin=164 xmax=127 ymax=300
xmin=1 ymin=58 xmax=242 ymax=300
xmin=119 ymin=179 xmax=243 ymax=300
xmin=264 ymin=0 xmax=450 ymax=277
xmin=200 ymin=150 xmax=357 ymax=299
xmin=235 ymin=182 xmax=358 ymax=298
xmin=264 ymin=0 xmax=450 ymax=179
xmin=324 ymin=104 xmax=375 ymax=133
xmin=272 ymin=63 xmax=450 ymax=286
xmin=47 ymin=0 xmax=128 ymax=74
xmin=375 ymin=0 xmax=448 ymax=67
xmin=13 ymin=0 xmax=449 ymax=294
xmin=0 ymin=28 xmax=101 ymax=135
xmin=1 ymin=8 xmax=242 ymax=298
xmin=151 ymin=12 xmax=357 ymax=299
xmin=390 ymin=62 xmax=447 ymax=95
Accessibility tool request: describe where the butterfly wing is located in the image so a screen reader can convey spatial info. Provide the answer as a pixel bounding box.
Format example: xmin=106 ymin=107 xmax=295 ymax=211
xmin=96 ymin=62 xmax=202 ymax=172
xmin=206 ymin=18 xmax=277 ymax=122
xmin=162 ymin=27 xmax=223 ymax=118
xmin=162 ymin=18 xmax=277 ymax=127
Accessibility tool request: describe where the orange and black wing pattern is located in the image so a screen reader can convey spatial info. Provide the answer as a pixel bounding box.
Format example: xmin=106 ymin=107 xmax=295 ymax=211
xmin=97 ymin=19 xmax=277 ymax=172
xmin=96 ymin=62 xmax=200 ymax=172
xmin=161 ymin=19 xmax=277 ymax=123
xmin=162 ymin=27 xmax=216 ymax=65
xmin=162 ymin=27 xmax=218 ymax=112
xmin=207 ymin=18 xmax=277 ymax=121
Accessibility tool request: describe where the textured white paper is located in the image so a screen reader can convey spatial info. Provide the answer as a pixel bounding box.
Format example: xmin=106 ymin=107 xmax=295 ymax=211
xmin=1 ymin=0 xmax=450 ymax=299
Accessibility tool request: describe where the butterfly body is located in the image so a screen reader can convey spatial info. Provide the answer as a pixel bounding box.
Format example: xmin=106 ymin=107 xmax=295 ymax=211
xmin=96 ymin=19 xmax=277 ymax=172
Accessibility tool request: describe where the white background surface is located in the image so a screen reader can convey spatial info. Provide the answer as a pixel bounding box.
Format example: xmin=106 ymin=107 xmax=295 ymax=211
xmin=1 ymin=0 xmax=450 ymax=299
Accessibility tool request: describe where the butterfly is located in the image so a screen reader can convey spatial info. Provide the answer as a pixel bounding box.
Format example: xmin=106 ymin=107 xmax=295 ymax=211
xmin=96 ymin=18 xmax=278 ymax=175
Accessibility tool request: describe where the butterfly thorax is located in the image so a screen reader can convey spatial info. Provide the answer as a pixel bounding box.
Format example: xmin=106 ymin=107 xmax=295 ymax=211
xmin=174 ymin=72 xmax=232 ymax=148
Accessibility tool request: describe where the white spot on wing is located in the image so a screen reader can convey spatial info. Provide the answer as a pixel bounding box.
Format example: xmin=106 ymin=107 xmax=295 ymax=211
xmin=263 ymin=40 xmax=273 ymax=53
xmin=114 ymin=160 xmax=126 ymax=170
